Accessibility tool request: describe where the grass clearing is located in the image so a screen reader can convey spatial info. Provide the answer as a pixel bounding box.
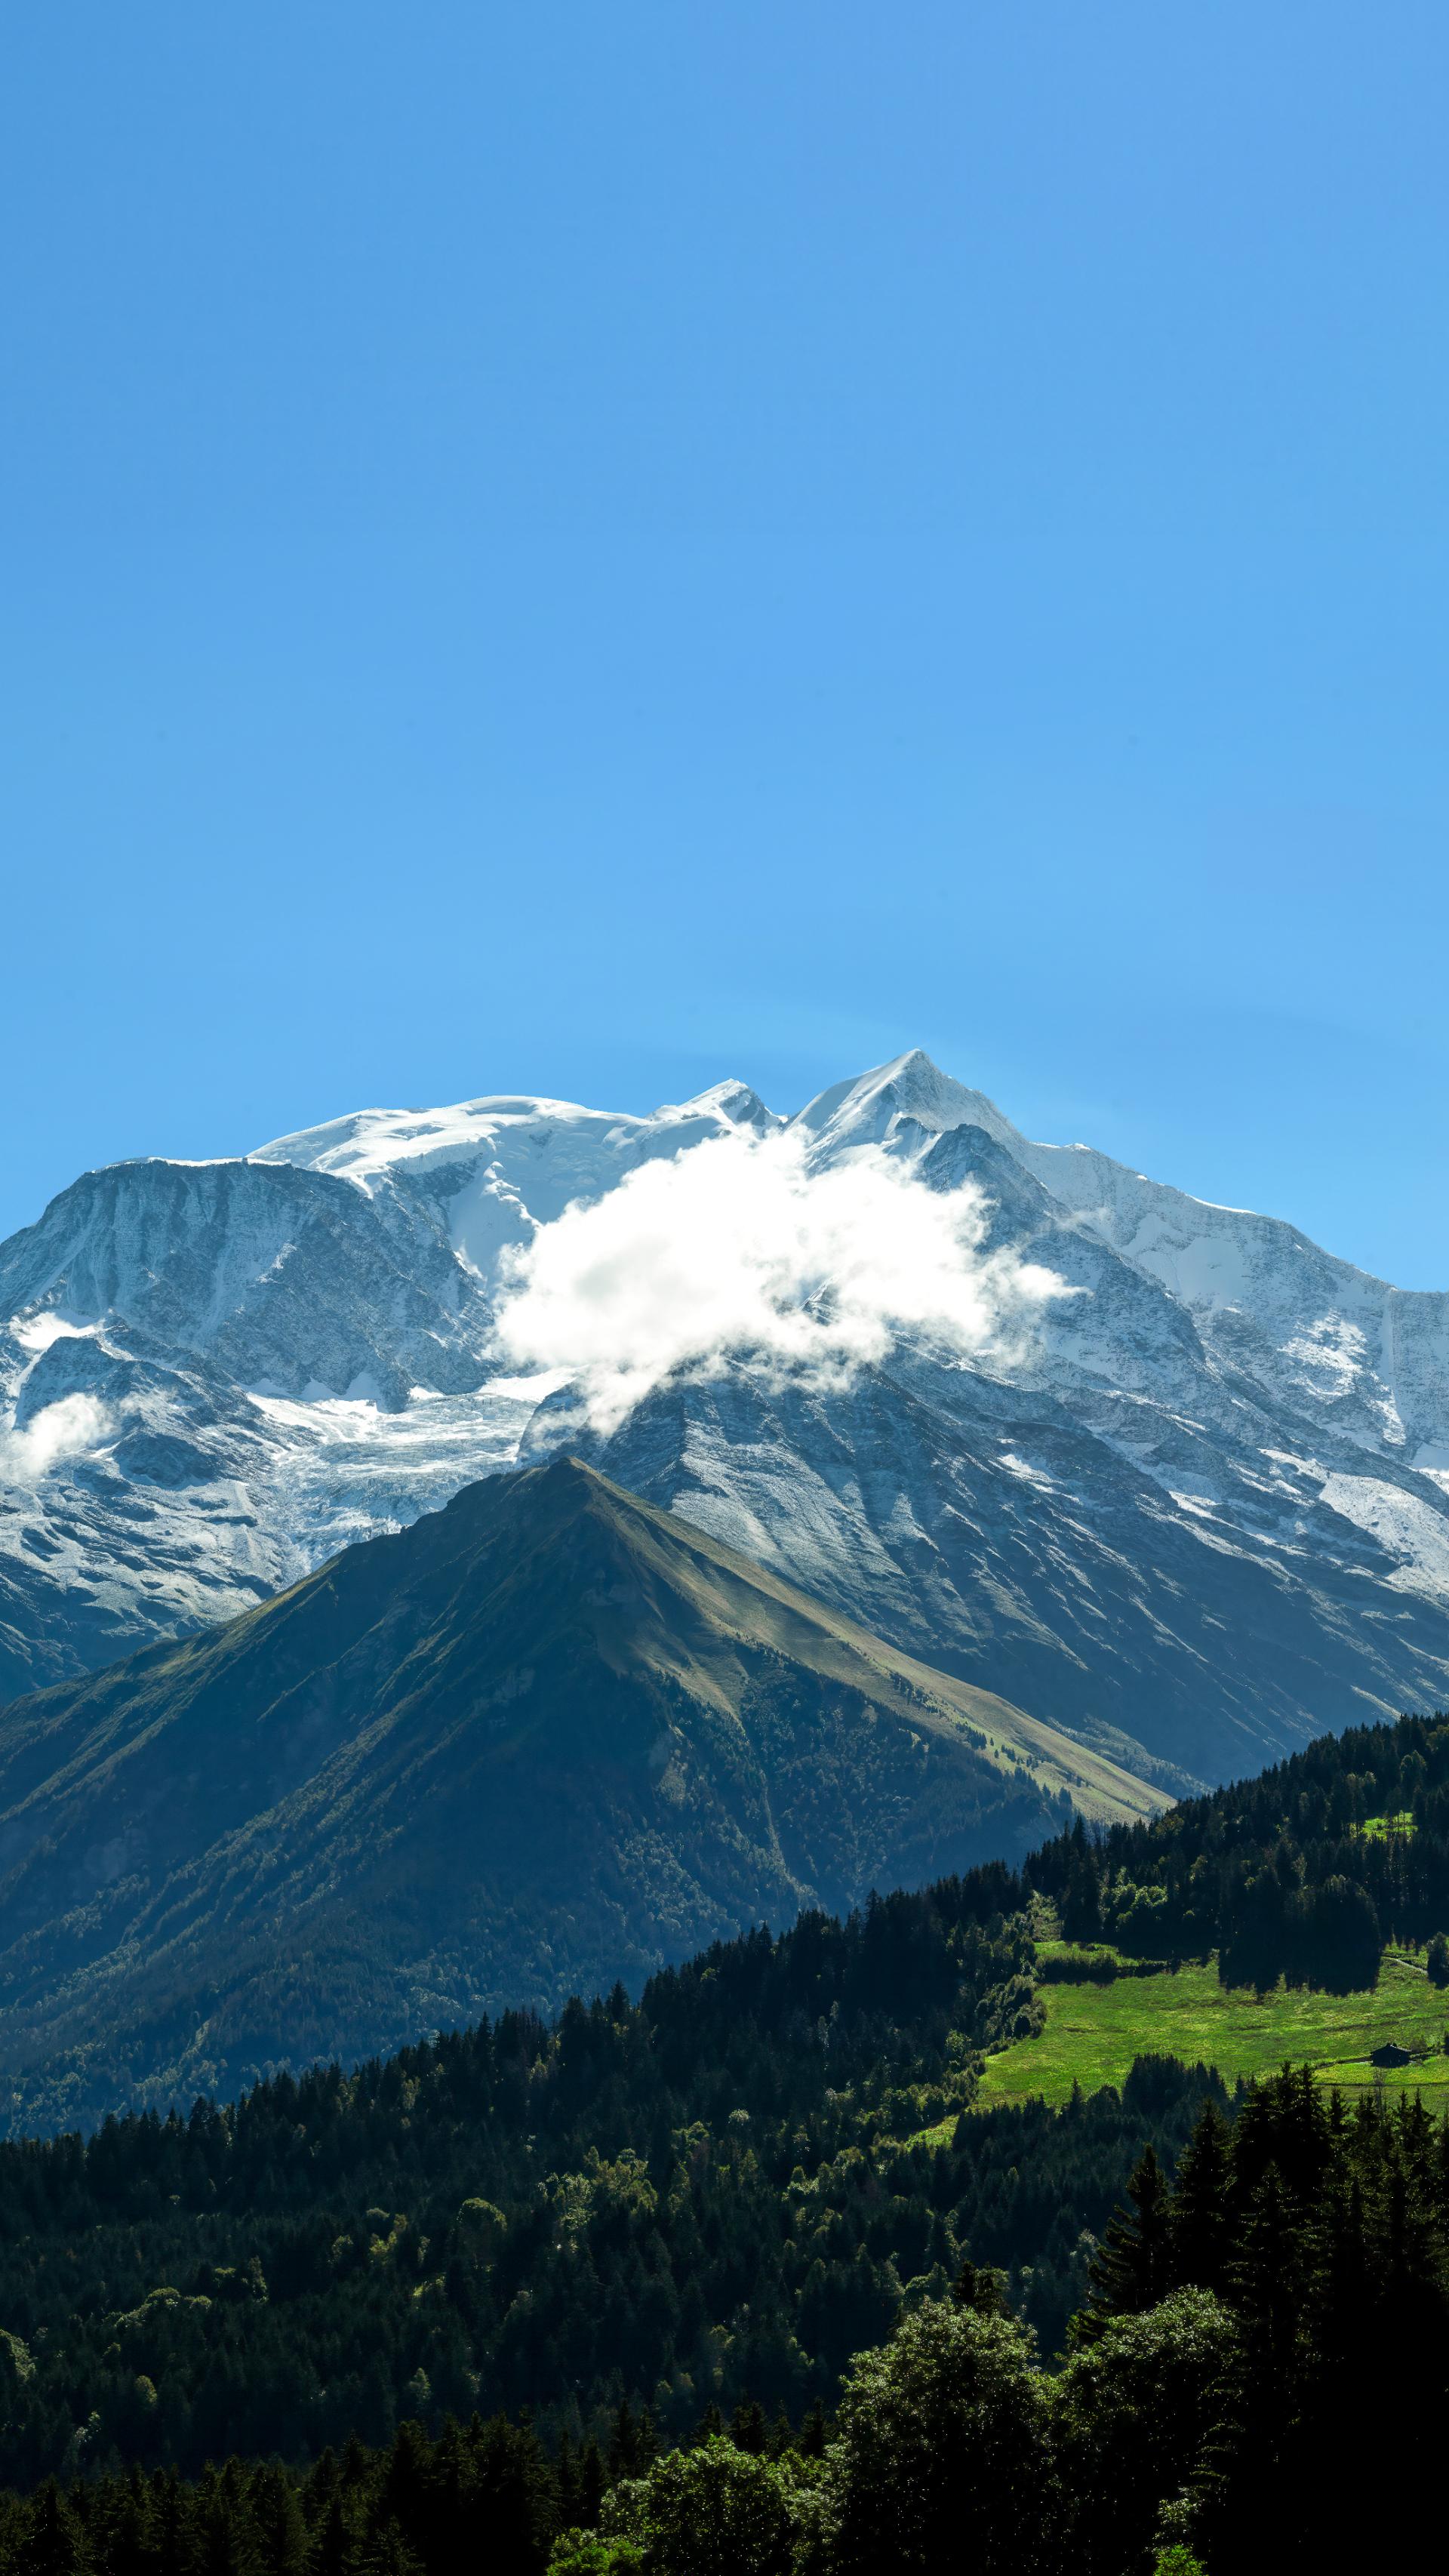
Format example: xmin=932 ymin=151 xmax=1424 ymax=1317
xmin=968 ymin=1944 xmax=1449 ymax=2118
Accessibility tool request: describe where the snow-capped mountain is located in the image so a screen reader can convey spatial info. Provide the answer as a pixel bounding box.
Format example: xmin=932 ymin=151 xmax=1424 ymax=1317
xmin=5 ymin=1051 xmax=1449 ymax=1784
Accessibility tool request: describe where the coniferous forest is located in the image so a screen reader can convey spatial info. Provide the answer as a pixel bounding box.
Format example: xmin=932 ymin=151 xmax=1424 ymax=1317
xmin=1 ymin=1715 xmax=1447 ymax=2573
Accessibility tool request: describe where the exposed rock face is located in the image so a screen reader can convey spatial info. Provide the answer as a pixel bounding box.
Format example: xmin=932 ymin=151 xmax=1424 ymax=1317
xmin=5 ymin=1054 xmax=1449 ymax=1786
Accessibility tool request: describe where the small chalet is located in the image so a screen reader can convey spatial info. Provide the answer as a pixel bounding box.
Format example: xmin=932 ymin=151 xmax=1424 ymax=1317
xmin=1369 ymin=2041 xmax=1414 ymax=2069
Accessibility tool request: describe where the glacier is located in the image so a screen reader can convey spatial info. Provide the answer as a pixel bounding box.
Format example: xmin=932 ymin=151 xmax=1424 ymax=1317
xmin=5 ymin=1049 xmax=1449 ymax=1784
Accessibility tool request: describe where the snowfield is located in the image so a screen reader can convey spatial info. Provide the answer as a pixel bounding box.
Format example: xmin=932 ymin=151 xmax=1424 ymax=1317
xmin=5 ymin=1050 xmax=1449 ymax=1783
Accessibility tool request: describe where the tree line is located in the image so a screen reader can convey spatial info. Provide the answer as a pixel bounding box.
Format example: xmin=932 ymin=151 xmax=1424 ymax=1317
xmin=1034 ymin=1710 xmax=1449 ymax=1987
xmin=1 ymin=2072 xmax=1441 ymax=2574
xmin=0 ymin=1931 xmax=1228 ymax=2479
xmin=0 ymin=1713 xmax=1445 ymax=2518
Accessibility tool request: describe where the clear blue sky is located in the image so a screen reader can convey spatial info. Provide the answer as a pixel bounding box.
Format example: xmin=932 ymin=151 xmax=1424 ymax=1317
xmin=3 ymin=5 xmax=1447 ymax=1281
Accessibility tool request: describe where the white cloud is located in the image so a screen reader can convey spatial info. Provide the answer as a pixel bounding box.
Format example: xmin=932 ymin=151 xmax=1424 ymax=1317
xmin=11 ymin=1313 xmax=97 ymax=1356
xmin=0 ymin=1393 xmax=112 ymax=1485
xmin=492 ymin=1129 xmax=1070 ymax=1433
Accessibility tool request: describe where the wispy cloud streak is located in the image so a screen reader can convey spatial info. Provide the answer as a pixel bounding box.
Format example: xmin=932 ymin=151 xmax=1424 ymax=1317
xmin=0 ymin=1393 xmax=113 ymax=1485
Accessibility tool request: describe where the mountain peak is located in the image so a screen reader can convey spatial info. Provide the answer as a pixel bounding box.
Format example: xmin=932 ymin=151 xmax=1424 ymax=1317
xmin=789 ymin=1051 xmax=1022 ymax=1157
xmin=667 ymin=1079 xmax=781 ymax=1131
xmin=0 ymin=1460 xmax=1157 ymax=2126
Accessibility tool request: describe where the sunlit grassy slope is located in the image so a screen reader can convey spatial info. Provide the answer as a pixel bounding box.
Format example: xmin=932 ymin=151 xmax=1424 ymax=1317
xmin=974 ymin=1943 xmax=1449 ymax=2115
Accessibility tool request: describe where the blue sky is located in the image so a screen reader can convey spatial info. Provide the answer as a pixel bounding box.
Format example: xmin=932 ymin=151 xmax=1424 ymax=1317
xmin=3 ymin=5 xmax=1447 ymax=1280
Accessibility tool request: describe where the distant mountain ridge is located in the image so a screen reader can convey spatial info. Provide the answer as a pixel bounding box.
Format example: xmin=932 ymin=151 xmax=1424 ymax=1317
xmin=0 ymin=1456 xmax=1154 ymax=2131
xmin=5 ymin=1052 xmax=1449 ymax=1782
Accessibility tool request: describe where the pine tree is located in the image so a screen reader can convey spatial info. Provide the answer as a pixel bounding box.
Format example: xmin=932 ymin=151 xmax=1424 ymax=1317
xmin=192 ymin=2466 xmax=260 ymax=2576
xmin=312 ymin=2491 xmax=362 ymax=2576
xmin=797 ymin=2402 xmax=829 ymax=2460
xmin=19 ymin=2485 xmax=91 ymax=2576
xmin=248 ymin=2470 xmax=310 ymax=2576
xmin=953 ymin=2256 xmax=1009 ymax=2317
xmin=576 ymin=2440 xmax=607 ymax=2529
xmin=1171 ymin=2103 xmax=1232 ymax=2296
xmin=608 ymin=2402 xmax=643 ymax=2481
xmin=728 ymin=2399 xmax=767 ymax=2455
xmin=379 ymin=2422 xmax=433 ymax=2556
xmin=1075 ymin=2145 xmax=1173 ymax=2336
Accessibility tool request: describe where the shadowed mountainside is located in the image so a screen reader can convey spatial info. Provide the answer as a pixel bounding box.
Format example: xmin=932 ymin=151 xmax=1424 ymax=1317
xmin=0 ymin=1457 xmax=1158 ymax=2131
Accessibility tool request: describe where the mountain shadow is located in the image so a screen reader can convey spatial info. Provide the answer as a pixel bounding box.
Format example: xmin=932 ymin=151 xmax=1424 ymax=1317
xmin=0 ymin=1457 xmax=1158 ymax=2131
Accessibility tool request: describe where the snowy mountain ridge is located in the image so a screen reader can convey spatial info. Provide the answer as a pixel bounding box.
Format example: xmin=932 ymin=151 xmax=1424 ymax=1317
xmin=5 ymin=1049 xmax=1449 ymax=1784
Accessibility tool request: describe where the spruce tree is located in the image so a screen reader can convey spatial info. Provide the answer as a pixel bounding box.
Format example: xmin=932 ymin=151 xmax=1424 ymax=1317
xmin=355 ymin=2522 xmax=420 ymax=2576
xmin=796 ymin=2402 xmax=829 ymax=2460
xmin=1171 ymin=2102 xmax=1232 ymax=2296
xmin=378 ymin=2423 xmax=432 ymax=2556
xmin=953 ymin=2256 xmax=1009 ymax=2317
xmin=248 ymin=2470 xmax=310 ymax=2576
xmin=577 ymin=2441 xmax=607 ymax=2529
xmin=1229 ymin=2156 xmax=1310 ymax=2516
xmin=1075 ymin=2144 xmax=1173 ymax=2336
xmin=608 ymin=2404 xmax=641 ymax=2481
xmin=312 ymin=2491 xmax=362 ymax=2576
xmin=728 ymin=2401 xmax=767 ymax=2456
xmin=19 ymin=2486 xmax=91 ymax=2576
xmin=191 ymin=2468 xmax=259 ymax=2576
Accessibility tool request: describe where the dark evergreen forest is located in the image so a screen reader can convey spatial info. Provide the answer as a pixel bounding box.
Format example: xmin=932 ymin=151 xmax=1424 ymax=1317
xmin=0 ymin=1714 xmax=1446 ymax=2571
xmin=2 ymin=2074 xmax=1441 ymax=2573
xmin=1038 ymin=1710 xmax=1449 ymax=1987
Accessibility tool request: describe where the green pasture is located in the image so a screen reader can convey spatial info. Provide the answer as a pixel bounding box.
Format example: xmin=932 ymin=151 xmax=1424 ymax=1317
xmin=970 ymin=1943 xmax=1449 ymax=2118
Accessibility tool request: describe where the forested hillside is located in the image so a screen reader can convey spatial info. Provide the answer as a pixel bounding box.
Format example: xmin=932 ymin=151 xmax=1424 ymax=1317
xmin=1 ymin=2073 xmax=1442 ymax=2572
xmin=0 ymin=1874 xmax=1229 ymax=2485
xmin=0 ymin=1713 xmax=1445 ymax=2568
xmin=1039 ymin=1709 xmax=1449 ymax=1986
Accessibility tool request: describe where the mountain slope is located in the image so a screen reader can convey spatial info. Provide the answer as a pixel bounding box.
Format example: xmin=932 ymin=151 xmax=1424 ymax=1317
xmin=6 ymin=1053 xmax=1449 ymax=1784
xmin=0 ymin=1458 xmax=1155 ymax=2130
xmin=0 ymin=1085 xmax=776 ymax=1701
xmin=0 ymin=1711 xmax=1441 ymax=2492
xmin=586 ymin=1115 xmax=1449 ymax=1782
